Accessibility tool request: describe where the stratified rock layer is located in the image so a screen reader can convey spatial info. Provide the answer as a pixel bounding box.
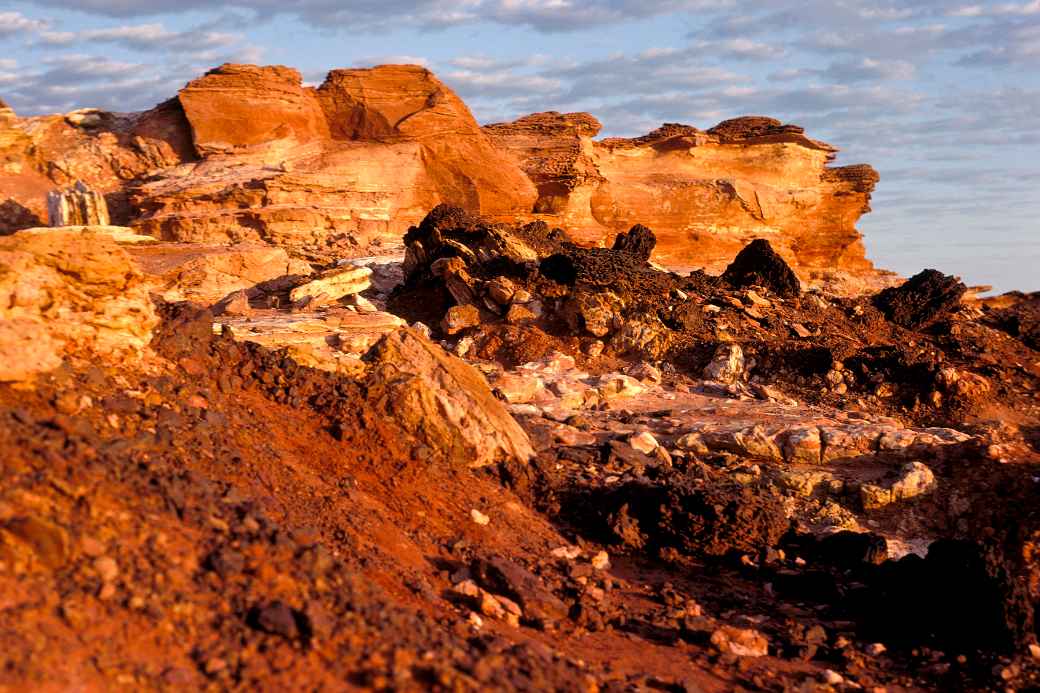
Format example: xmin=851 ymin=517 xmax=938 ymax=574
xmin=3 ymin=64 xmax=882 ymax=287
xmin=128 ymin=64 xmax=536 ymax=256
xmin=484 ymin=112 xmax=881 ymax=282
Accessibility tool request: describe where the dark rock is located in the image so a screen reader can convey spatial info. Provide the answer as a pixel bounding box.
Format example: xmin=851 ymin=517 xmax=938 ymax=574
xmin=873 ymin=269 xmax=967 ymax=330
xmin=600 ymin=470 xmax=790 ymax=558
xmin=721 ymin=239 xmax=801 ymax=298
xmin=611 ymin=224 xmax=656 ymax=261
xmin=814 ymin=530 xmax=888 ymax=568
xmin=471 ymin=557 xmax=568 ymax=627
xmin=247 ymin=600 xmax=311 ymax=642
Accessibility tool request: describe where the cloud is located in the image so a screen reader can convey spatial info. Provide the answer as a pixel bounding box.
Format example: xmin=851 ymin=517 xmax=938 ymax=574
xmin=0 ymin=10 xmax=48 ymax=36
xmin=18 ymin=0 xmax=732 ymax=32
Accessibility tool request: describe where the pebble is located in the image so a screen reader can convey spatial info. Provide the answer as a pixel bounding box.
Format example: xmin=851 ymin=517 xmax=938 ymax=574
xmin=866 ymin=642 xmax=887 ymax=656
xmin=470 ymin=509 xmax=490 ymax=526
xmin=94 ymin=556 xmax=119 ymax=582
xmin=628 ymin=431 xmax=659 ymax=454
xmin=821 ymin=669 xmax=844 ymax=685
xmin=590 ymin=551 xmax=610 ymax=570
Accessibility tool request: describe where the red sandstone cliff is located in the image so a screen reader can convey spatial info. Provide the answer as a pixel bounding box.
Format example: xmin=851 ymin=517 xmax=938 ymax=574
xmin=0 ymin=63 xmax=882 ymax=283
xmin=483 ymin=112 xmax=880 ymax=280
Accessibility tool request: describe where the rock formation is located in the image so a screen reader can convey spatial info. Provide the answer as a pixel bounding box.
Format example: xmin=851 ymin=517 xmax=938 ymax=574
xmin=47 ymin=181 xmax=110 ymax=226
xmin=2 ymin=63 xmax=884 ymax=289
xmin=127 ymin=64 xmax=536 ymax=256
xmin=484 ymin=112 xmax=881 ymax=283
xmin=0 ymin=228 xmax=159 ymax=381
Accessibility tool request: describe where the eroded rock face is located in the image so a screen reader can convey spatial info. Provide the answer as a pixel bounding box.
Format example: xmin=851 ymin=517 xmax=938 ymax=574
xmin=4 ymin=64 xmax=885 ymax=290
xmin=128 ymin=64 xmax=536 ymax=256
xmin=0 ymin=229 xmax=159 ymax=381
xmin=178 ymin=64 xmax=330 ymax=153
xmin=484 ymin=113 xmax=881 ymax=284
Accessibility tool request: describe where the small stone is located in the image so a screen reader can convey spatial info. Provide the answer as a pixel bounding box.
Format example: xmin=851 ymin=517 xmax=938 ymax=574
xmin=468 ymin=612 xmax=484 ymax=628
xmin=551 ymin=546 xmax=582 ymax=560
xmin=866 ymin=642 xmax=887 ymax=656
xmin=590 ymin=551 xmax=610 ymax=571
xmin=821 ymin=669 xmax=844 ymax=685
xmin=585 ymin=340 xmax=604 ymax=358
xmin=505 ymin=303 xmax=536 ymax=324
xmin=676 ymin=432 xmax=709 ymax=455
xmin=94 ymin=556 xmax=119 ymax=582
xmin=1029 ymin=643 xmax=1040 ymax=660
xmin=442 ymin=304 xmax=481 ymax=335
xmin=710 ymin=626 xmax=768 ymax=657
xmin=628 ymin=431 xmax=659 ymax=454
xmin=470 ymin=509 xmax=490 ymax=526
xmin=411 ymin=321 xmax=433 ymax=340
xmin=790 ymin=323 xmax=812 ymax=338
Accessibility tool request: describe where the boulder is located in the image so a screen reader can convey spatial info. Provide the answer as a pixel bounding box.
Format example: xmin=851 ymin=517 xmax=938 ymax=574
xmin=0 ymin=229 xmax=159 ymax=381
xmin=362 ymin=329 xmax=534 ymax=467
xmin=873 ymin=269 xmax=967 ymax=329
xmin=721 ymin=239 xmax=802 ymax=298
xmin=611 ymin=224 xmax=656 ymax=261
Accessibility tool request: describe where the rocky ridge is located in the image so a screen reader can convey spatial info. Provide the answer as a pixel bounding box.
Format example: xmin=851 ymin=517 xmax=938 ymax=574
xmin=3 ymin=63 xmax=885 ymax=290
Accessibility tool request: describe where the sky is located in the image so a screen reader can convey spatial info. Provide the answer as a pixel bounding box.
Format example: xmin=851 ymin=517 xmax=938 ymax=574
xmin=1 ymin=1 xmax=1037 ymax=293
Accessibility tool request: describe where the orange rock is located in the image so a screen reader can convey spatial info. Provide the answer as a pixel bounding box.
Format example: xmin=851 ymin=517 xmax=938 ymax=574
xmin=0 ymin=228 xmax=159 ymax=382
xmin=485 ymin=113 xmax=882 ymax=284
xmin=178 ymin=64 xmax=330 ymax=153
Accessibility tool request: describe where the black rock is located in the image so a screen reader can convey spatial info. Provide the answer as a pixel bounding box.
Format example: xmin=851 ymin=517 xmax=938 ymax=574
xmin=611 ymin=224 xmax=657 ymax=261
xmin=721 ymin=239 xmax=801 ymax=298
xmin=873 ymin=269 xmax=966 ymax=330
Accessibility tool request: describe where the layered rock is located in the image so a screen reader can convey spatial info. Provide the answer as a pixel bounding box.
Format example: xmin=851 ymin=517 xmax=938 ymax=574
xmin=127 ymin=64 xmax=536 ymax=256
xmin=0 ymin=98 xmax=193 ymax=234
xmin=3 ymin=63 xmax=886 ymax=289
xmin=47 ymin=181 xmax=110 ymax=226
xmin=484 ymin=113 xmax=881 ymax=282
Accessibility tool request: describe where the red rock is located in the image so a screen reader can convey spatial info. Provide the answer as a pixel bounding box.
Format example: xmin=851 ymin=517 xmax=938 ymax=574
xmin=485 ymin=113 xmax=882 ymax=285
xmin=178 ymin=64 xmax=329 ymax=153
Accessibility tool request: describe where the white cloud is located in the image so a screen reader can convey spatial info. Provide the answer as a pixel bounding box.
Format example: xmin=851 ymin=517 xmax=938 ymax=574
xmin=0 ymin=10 xmax=48 ymax=36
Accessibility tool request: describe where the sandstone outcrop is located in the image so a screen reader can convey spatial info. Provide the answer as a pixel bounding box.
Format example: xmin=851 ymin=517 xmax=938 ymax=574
xmin=0 ymin=229 xmax=159 ymax=381
xmin=126 ymin=64 xmax=536 ymax=256
xmin=484 ymin=112 xmax=881 ymax=284
xmin=3 ymin=63 xmax=885 ymax=290
xmin=129 ymin=242 xmax=312 ymax=304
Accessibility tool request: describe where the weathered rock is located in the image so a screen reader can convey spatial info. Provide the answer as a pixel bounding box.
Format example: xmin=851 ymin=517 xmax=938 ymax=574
xmin=860 ymin=461 xmax=937 ymax=510
xmin=721 ymin=239 xmax=801 ymax=298
xmin=131 ymin=243 xmax=312 ymax=304
xmin=47 ymin=181 xmax=110 ymax=226
xmin=363 ymin=328 xmax=534 ymax=467
xmin=0 ymin=229 xmax=159 ymax=381
xmin=703 ymin=343 xmax=745 ymax=383
xmin=177 ymin=64 xmax=329 ymax=153
xmin=710 ymin=626 xmax=769 ymax=657
xmin=874 ymin=269 xmax=967 ymax=329
xmin=611 ymin=224 xmax=656 ymax=261
xmin=290 ymin=266 xmax=372 ymax=304
xmin=441 ymin=304 xmax=481 ymax=335
xmin=485 ymin=113 xmax=881 ymax=284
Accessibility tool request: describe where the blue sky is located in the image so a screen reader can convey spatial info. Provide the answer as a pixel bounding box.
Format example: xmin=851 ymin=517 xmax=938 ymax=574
xmin=1 ymin=1 xmax=1037 ymax=292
